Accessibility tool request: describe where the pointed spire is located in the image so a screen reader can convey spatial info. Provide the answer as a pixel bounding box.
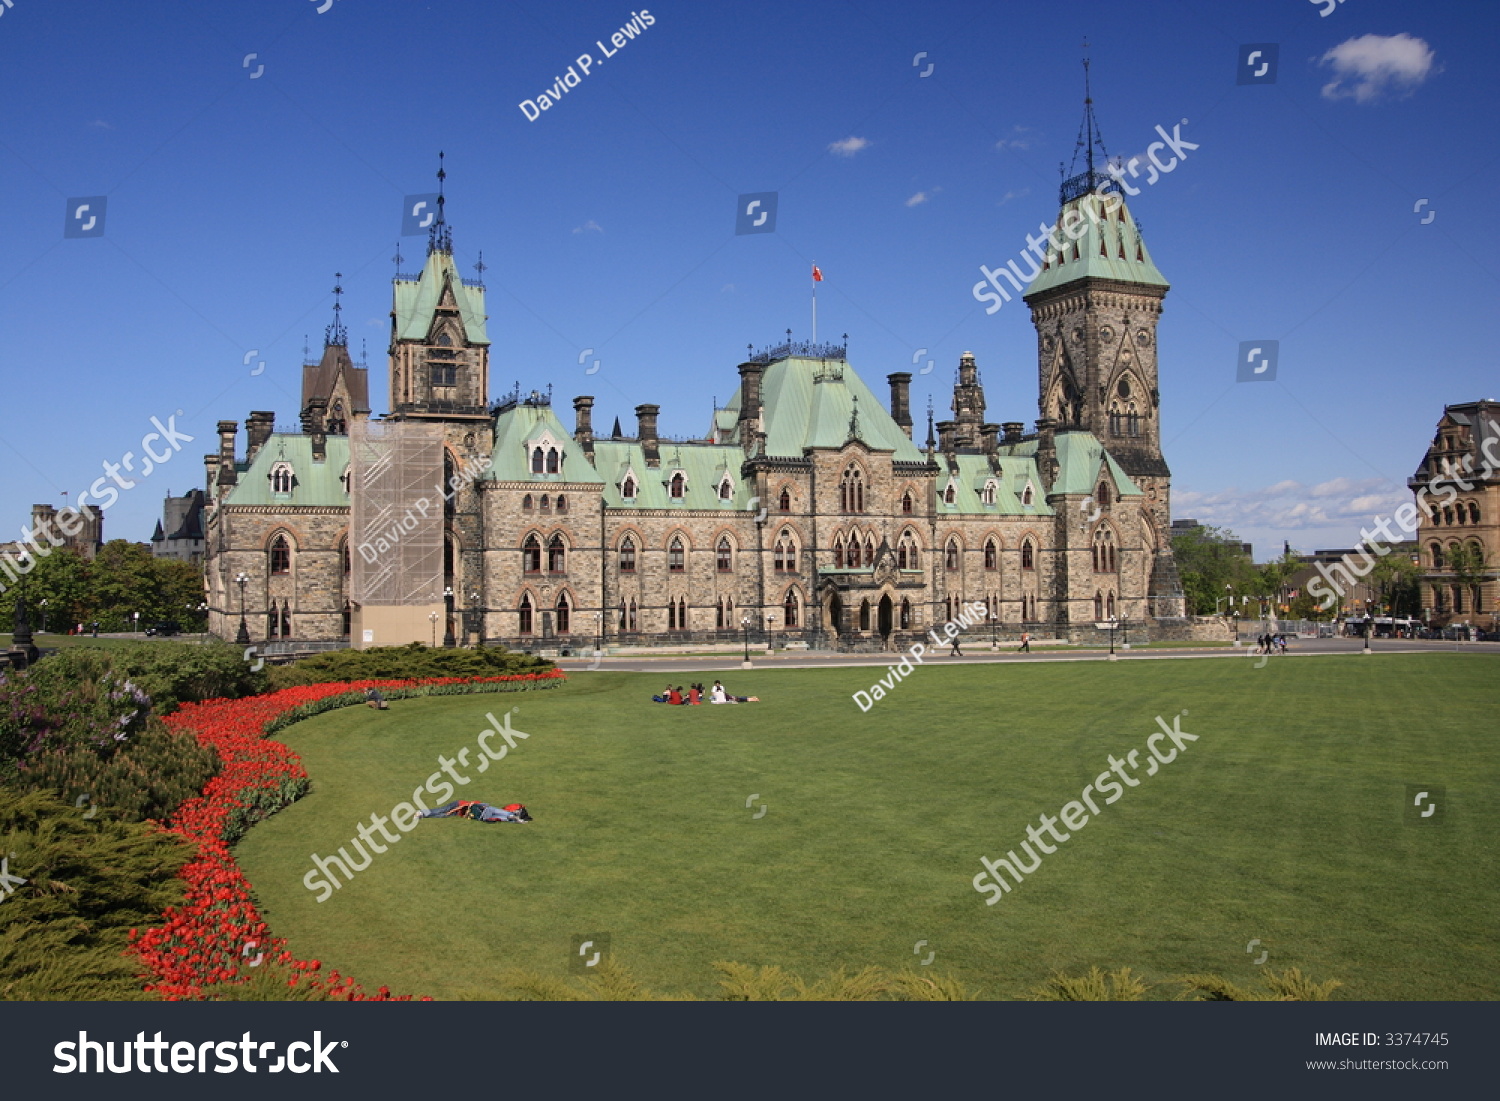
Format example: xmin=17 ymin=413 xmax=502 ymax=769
xmin=325 ymin=271 xmax=347 ymax=347
xmin=1061 ymin=41 xmax=1116 ymax=203
xmin=428 ymin=151 xmax=453 ymax=254
xmin=473 ymin=250 xmax=487 ymax=285
xmin=925 ymin=395 xmax=936 ymax=456
xmin=611 ymin=416 xmax=623 ymax=439
xmin=846 ymin=394 xmax=862 ymax=442
xmin=393 ymin=241 xmax=405 ymax=276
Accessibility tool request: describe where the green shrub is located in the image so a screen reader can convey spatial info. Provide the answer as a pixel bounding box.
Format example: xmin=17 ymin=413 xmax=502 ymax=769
xmin=262 ymin=676 xmax=564 ymax=737
xmin=1024 ymin=966 xmax=1151 ymax=1001
xmin=1177 ymin=968 xmax=1344 ymax=1001
xmin=0 ymin=789 xmax=192 ymax=1000
xmin=28 ymin=641 xmax=269 ymax=715
xmin=266 ymin=643 xmax=551 ymax=689
xmin=14 ymin=720 xmax=219 ymax=824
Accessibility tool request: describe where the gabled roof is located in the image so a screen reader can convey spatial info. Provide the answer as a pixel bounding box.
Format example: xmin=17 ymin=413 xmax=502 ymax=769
xmin=1051 ymin=431 xmax=1143 ymax=497
xmin=484 ymin=403 xmax=605 ymax=485
xmin=1024 ymin=188 xmax=1168 ymax=299
xmin=722 ymin=356 xmax=926 ymax=460
xmin=301 ymin=341 xmax=370 ymax=415
xmin=392 ymin=249 xmax=489 ymax=345
xmin=223 ymin=434 xmax=352 ymax=507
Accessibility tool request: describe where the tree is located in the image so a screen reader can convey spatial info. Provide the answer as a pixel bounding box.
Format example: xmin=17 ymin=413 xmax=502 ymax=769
xmin=1171 ymin=524 xmax=1259 ymax=615
xmin=9 ymin=543 xmax=205 ymax=633
xmin=1367 ymin=552 xmax=1423 ymax=619
xmin=1445 ymin=542 xmax=1490 ymax=620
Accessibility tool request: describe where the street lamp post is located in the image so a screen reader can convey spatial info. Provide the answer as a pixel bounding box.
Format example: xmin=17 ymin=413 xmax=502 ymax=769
xmin=429 ymin=610 xmax=439 ymax=648
xmin=443 ymin=586 xmax=455 ymax=648
xmin=132 ymin=611 xmax=140 ymax=635
xmin=38 ymin=598 xmax=48 ymax=635
xmin=741 ymin=615 xmax=751 ymax=668
xmin=1363 ymin=601 xmax=1373 ymax=653
xmin=594 ymin=611 xmax=602 ymax=658
xmin=1107 ymin=614 xmax=1118 ymax=660
xmin=765 ymin=612 xmax=775 ymax=654
xmin=235 ymin=572 xmax=250 ymax=644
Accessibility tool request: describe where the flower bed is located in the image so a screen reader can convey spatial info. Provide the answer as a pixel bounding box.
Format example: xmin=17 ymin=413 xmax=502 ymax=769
xmin=128 ymin=671 xmax=565 ymax=1000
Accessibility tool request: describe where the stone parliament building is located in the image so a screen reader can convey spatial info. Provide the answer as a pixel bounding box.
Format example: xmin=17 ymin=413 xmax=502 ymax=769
xmin=202 ymin=156 xmax=1193 ymax=651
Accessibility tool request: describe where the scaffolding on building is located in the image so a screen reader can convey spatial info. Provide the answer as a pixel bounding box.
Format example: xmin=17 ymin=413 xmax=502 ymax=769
xmin=349 ymin=420 xmax=445 ymax=606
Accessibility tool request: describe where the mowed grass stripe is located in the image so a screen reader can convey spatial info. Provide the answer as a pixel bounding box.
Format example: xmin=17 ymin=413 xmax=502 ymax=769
xmin=232 ymin=656 xmax=1500 ymax=999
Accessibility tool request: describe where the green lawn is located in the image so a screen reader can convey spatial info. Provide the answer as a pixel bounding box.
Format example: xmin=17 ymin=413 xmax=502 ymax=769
xmin=234 ymin=654 xmax=1500 ymax=1000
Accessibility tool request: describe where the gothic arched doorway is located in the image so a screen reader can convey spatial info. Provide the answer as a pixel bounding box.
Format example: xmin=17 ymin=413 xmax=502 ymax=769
xmin=827 ymin=592 xmax=844 ymax=638
xmin=877 ymin=594 xmax=894 ymax=642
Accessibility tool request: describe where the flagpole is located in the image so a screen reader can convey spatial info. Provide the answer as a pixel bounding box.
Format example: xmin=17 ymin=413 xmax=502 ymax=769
xmin=812 ymin=263 xmax=817 ymax=343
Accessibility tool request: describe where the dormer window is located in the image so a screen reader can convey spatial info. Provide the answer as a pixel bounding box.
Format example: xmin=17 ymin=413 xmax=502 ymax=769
xmin=718 ymin=477 xmax=733 ymax=501
xmin=340 ymin=465 xmax=351 ymax=495
xmin=669 ymin=472 xmax=686 ymax=500
xmin=546 ymin=448 xmax=560 ymax=474
xmin=270 ymin=462 xmax=294 ymax=494
xmin=943 ymin=482 xmax=956 ymax=505
xmin=531 ymin=448 xmax=544 ymax=474
xmin=982 ymin=480 xmax=997 ymax=506
xmin=1022 ymin=484 xmax=1035 ymax=506
xmin=621 ymin=473 xmax=638 ymax=499
xmin=526 ymin=431 xmax=564 ymax=476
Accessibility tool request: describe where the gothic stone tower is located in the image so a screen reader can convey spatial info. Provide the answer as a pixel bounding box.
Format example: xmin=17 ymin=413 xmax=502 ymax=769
xmin=1020 ymin=73 xmax=1184 ymax=618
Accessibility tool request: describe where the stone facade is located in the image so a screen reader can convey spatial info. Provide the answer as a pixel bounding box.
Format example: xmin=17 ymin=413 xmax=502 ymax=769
xmin=1408 ymin=401 xmax=1500 ymax=626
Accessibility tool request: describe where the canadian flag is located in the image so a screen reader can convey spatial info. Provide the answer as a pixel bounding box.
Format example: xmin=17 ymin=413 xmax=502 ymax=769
xmin=811 ymin=265 xmax=823 ymax=282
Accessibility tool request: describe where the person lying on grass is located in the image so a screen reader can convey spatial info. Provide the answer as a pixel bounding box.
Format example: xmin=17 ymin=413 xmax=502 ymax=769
xmin=365 ymin=688 xmax=390 ymax=710
xmin=419 ymin=800 xmax=532 ymax=823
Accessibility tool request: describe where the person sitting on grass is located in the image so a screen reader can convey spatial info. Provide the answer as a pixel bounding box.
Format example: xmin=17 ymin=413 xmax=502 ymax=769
xmin=652 ymin=683 xmax=673 ymax=702
xmin=420 ymin=800 xmax=532 ymax=823
xmin=710 ymin=680 xmax=758 ymax=703
xmin=688 ymin=683 xmax=703 ymax=704
xmin=364 ymin=688 xmax=390 ymax=710
xmin=667 ymin=685 xmax=685 ymax=705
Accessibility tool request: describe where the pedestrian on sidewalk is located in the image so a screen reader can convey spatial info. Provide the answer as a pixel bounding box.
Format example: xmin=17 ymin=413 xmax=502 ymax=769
xmin=949 ymin=634 xmax=963 ymax=657
xmin=1019 ymin=631 xmax=1031 ymax=653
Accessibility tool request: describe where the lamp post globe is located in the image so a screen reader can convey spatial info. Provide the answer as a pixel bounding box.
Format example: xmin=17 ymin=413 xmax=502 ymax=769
xmin=234 ymin=572 xmax=251 ymax=644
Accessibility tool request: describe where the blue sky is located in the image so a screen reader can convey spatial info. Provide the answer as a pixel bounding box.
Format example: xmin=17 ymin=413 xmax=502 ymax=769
xmin=0 ymin=0 xmax=1493 ymax=559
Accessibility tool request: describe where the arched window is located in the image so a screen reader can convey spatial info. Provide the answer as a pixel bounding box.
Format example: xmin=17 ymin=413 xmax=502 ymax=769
xmin=1453 ymin=585 xmax=1465 ymax=614
xmin=945 ymin=540 xmax=960 ymax=571
xmin=269 ymin=534 xmax=291 ymax=575
xmin=783 ymin=590 xmax=800 ymax=628
xmin=546 ymin=448 xmax=560 ymax=474
xmin=522 ymin=535 xmax=541 ymax=573
xmin=531 ymin=448 xmax=544 ymax=474
xmin=833 ymin=536 xmax=845 ymax=569
xmin=1430 ymin=542 xmax=1444 ymax=569
xmin=668 ymin=537 xmax=685 ymax=571
xmin=779 ymin=487 xmax=792 ymax=512
xmin=341 ymin=600 xmax=351 ymax=636
xmin=717 ymin=538 xmax=732 ymax=572
xmin=859 ymin=600 xmax=870 ymax=632
xmin=840 ymin=465 xmax=864 ymax=512
xmin=847 ymin=537 xmax=860 ymax=568
xmin=556 ymin=593 xmax=571 ymax=634
xmin=719 ymin=478 xmax=733 ymax=501
xmin=519 ymin=594 xmax=534 ymax=635
xmin=670 ymin=472 xmax=685 ymax=499
xmin=1022 ymin=485 xmax=1034 ymax=506
xmin=984 ymin=538 xmax=997 ymax=570
xmin=900 ymin=598 xmax=911 ymax=629
xmin=342 ymin=541 xmax=351 ymax=575
xmin=622 ymin=476 xmax=637 ymax=499
xmin=1093 ymin=528 xmax=1117 ymax=573
xmin=1095 ymin=591 xmax=1104 ymax=620
xmin=865 ymin=536 xmax=875 ymax=564
xmin=540 ymin=494 xmax=551 ymax=513
xmin=774 ymin=534 xmax=796 ymax=572
xmin=1471 ymin=502 xmax=1481 ymax=524
xmin=1097 ymin=482 xmax=1112 ymax=507
xmin=619 ymin=536 xmax=636 ymax=572
xmin=902 ymin=491 xmax=913 ymax=515
xmin=619 ymin=600 xmax=628 ymax=630
xmin=1022 ymin=539 xmax=1035 ymax=570
xmin=1107 ymin=592 xmax=1116 ymax=619
xmin=556 ymin=495 xmax=568 ymax=513
xmin=944 ymin=483 xmax=956 ymax=505
xmin=548 ymin=535 xmax=566 ymax=573
xmin=522 ymin=494 xmax=534 ymax=511
xmin=271 ymin=465 xmax=293 ymax=494
xmin=982 ymin=481 xmax=997 ymax=506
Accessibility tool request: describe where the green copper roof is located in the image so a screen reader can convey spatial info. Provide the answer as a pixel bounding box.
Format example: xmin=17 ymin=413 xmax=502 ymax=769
xmin=223 ymin=434 xmax=351 ymax=507
xmin=1023 ymin=189 xmax=1168 ymax=299
xmin=393 ymin=249 xmax=490 ymax=344
xmin=935 ymin=452 xmax=1050 ymax=517
xmin=723 ymin=356 xmax=927 ymax=460
xmin=1051 ymin=431 xmax=1143 ymax=497
xmin=591 ymin=439 xmax=753 ymax=509
xmin=485 ymin=403 xmax=605 ymax=484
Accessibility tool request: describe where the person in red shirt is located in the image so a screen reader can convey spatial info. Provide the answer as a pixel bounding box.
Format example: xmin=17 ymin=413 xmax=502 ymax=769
xmin=667 ymin=686 xmax=684 ymax=705
xmin=688 ymin=684 xmax=702 ymax=704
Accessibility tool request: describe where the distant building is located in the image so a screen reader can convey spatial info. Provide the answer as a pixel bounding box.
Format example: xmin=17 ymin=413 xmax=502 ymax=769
xmin=151 ymin=488 xmax=207 ymax=563
xmin=1408 ymin=400 xmax=1500 ymax=626
xmin=1170 ymin=518 xmax=1252 ymax=558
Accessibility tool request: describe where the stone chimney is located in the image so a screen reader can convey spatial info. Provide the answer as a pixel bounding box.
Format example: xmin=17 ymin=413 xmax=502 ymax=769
xmin=1002 ymin=421 xmax=1025 ymax=444
xmin=737 ymin=361 xmax=763 ymax=455
xmin=1035 ymin=417 xmax=1057 ymax=492
xmin=216 ymin=420 xmax=240 ymax=492
xmin=635 ymin=403 xmax=660 ymax=467
xmin=935 ymin=419 xmax=957 ymax=454
xmin=245 ymin=411 xmax=276 ymax=464
xmin=302 ymin=398 xmax=328 ymax=463
xmin=887 ymin=372 xmax=913 ymax=438
xmin=203 ymin=453 xmax=218 ymax=495
xmin=573 ymin=395 xmax=595 ymax=459
xmin=979 ymin=423 xmax=1000 ymax=456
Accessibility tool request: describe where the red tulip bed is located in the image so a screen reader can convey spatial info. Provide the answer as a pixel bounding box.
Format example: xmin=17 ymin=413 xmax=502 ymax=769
xmin=128 ymin=672 xmax=566 ymax=1001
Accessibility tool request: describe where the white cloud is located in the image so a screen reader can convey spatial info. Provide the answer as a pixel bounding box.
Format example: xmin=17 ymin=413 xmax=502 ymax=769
xmin=995 ymin=125 xmax=1030 ymax=151
xmin=905 ymin=186 xmax=941 ymax=207
xmin=87 ymin=119 xmax=113 ymax=130
xmin=1319 ymin=33 xmax=1437 ymax=103
xmin=1174 ymin=477 xmax=1410 ymax=535
xmin=828 ymin=136 xmax=871 ymax=157
xmin=996 ymin=188 xmax=1028 ymax=207
xmin=572 ymin=219 xmax=604 ymax=234
xmin=720 ymin=284 xmax=736 ymax=293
